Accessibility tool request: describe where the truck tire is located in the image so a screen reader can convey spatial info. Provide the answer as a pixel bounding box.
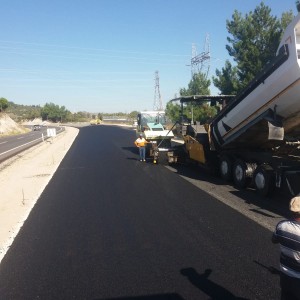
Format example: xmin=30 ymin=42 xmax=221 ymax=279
xmin=219 ymin=155 xmax=233 ymax=181
xmin=253 ymin=164 xmax=275 ymax=197
xmin=232 ymin=159 xmax=254 ymax=189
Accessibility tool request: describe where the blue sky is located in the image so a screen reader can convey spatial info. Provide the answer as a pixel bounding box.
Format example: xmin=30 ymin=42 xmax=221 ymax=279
xmin=0 ymin=0 xmax=298 ymax=113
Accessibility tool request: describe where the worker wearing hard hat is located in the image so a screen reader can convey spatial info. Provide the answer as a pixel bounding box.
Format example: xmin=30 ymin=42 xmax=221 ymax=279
xmin=134 ymin=133 xmax=148 ymax=162
xmin=272 ymin=195 xmax=300 ymax=300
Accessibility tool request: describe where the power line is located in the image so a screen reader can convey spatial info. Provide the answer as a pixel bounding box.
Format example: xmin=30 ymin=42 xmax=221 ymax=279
xmin=0 ymin=40 xmax=190 ymax=58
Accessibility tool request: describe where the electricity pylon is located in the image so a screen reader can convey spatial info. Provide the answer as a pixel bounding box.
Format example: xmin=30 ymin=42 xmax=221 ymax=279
xmin=189 ymin=33 xmax=211 ymax=78
xmin=153 ymin=70 xmax=163 ymax=110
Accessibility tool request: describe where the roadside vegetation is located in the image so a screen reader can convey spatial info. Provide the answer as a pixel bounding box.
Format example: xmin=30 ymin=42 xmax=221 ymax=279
xmin=5 ymin=100 xmax=139 ymax=125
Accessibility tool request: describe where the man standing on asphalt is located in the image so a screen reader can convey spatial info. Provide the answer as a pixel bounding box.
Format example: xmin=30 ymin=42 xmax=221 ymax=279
xmin=272 ymin=195 xmax=300 ymax=300
xmin=134 ymin=133 xmax=148 ymax=162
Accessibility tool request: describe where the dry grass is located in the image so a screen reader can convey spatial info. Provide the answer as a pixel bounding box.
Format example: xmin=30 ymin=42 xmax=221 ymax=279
xmin=0 ymin=113 xmax=29 ymax=136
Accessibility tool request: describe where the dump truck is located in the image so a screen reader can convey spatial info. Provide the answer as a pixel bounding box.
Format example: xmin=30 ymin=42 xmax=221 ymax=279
xmin=168 ymin=13 xmax=300 ymax=197
xmin=136 ymin=110 xmax=174 ymax=163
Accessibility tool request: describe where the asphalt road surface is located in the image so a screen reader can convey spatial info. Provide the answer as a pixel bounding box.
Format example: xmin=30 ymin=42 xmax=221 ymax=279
xmin=0 ymin=125 xmax=282 ymax=300
xmin=0 ymin=126 xmax=64 ymax=162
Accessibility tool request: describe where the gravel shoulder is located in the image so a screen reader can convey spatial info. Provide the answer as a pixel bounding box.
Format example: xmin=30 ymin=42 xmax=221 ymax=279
xmin=0 ymin=126 xmax=79 ymax=263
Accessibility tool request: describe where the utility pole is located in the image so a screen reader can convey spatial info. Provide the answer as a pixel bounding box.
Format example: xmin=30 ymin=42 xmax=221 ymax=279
xmin=153 ymin=70 xmax=163 ymax=111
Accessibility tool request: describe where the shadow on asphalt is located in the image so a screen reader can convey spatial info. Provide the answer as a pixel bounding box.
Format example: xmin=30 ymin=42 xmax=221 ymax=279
xmin=95 ymin=294 xmax=184 ymax=300
xmin=122 ymin=146 xmax=138 ymax=155
xmin=94 ymin=266 xmax=250 ymax=300
xmin=168 ymin=163 xmax=292 ymax=220
xmin=180 ymin=267 xmax=250 ymax=300
xmin=124 ymin=141 xmax=293 ymax=219
xmin=254 ymin=260 xmax=281 ymax=276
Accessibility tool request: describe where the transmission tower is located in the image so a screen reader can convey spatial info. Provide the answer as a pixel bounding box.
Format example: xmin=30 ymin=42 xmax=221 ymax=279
xmin=190 ymin=33 xmax=211 ymax=78
xmin=153 ymin=70 xmax=163 ymax=111
xmin=191 ymin=43 xmax=199 ymax=75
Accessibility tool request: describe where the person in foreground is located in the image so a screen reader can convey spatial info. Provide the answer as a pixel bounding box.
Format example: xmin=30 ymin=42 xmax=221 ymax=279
xmin=134 ymin=133 xmax=148 ymax=162
xmin=272 ymin=194 xmax=300 ymax=300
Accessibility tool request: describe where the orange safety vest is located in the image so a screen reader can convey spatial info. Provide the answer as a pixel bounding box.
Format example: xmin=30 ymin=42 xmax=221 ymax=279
xmin=135 ymin=137 xmax=147 ymax=147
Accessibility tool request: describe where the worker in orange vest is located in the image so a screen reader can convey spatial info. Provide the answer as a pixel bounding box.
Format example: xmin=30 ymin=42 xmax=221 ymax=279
xmin=134 ymin=133 xmax=148 ymax=162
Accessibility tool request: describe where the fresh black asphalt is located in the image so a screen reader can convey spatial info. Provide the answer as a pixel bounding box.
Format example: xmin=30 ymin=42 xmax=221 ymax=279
xmin=0 ymin=125 xmax=281 ymax=299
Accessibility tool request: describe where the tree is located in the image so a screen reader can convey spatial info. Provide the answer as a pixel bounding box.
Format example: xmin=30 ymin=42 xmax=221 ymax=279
xmin=65 ymin=111 xmax=74 ymax=122
xmin=41 ymin=102 xmax=69 ymax=122
xmin=97 ymin=113 xmax=103 ymax=121
xmin=165 ymin=101 xmax=181 ymax=123
xmin=212 ymin=60 xmax=239 ymax=95
xmin=181 ymin=72 xmax=215 ymax=123
xmin=166 ymin=72 xmax=216 ymax=124
xmin=128 ymin=110 xmax=139 ymax=120
xmin=0 ymin=97 xmax=9 ymax=112
xmin=194 ymin=104 xmax=218 ymax=124
xmin=214 ymin=2 xmax=293 ymax=94
xmin=180 ymin=73 xmax=210 ymax=96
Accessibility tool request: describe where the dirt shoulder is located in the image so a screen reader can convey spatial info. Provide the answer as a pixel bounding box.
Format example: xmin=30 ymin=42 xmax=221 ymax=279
xmin=0 ymin=126 xmax=79 ymax=263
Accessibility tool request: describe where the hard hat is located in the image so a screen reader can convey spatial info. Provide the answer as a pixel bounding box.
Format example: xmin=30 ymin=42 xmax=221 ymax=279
xmin=290 ymin=195 xmax=300 ymax=213
xmin=139 ymin=133 xmax=143 ymax=137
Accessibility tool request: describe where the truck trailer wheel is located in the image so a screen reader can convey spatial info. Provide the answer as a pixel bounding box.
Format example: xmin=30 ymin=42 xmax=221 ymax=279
xmin=253 ymin=164 xmax=275 ymax=197
xmin=219 ymin=155 xmax=233 ymax=181
xmin=232 ymin=159 xmax=254 ymax=189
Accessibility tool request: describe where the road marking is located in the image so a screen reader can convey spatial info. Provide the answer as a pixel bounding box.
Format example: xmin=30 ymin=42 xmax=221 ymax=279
xmin=0 ymin=141 xmax=8 ymax=145
xmin=0 ymin=137 xmax=42 ymax=156
xmin=17 ymin=137 xmax=24 ymax=139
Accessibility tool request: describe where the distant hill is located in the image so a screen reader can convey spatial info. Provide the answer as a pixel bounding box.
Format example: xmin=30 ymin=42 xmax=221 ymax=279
xmin=6 ymin=101 xmax=41 ymax=122
xmin=0 ymin=113 xmax=29 ymax=135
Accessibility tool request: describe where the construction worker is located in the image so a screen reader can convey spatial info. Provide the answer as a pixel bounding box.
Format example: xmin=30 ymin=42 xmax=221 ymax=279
xmin=272 ymin=194 xmax=300 ymax=300
xmin=134 ymin=133 xmax=148 ymax=162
